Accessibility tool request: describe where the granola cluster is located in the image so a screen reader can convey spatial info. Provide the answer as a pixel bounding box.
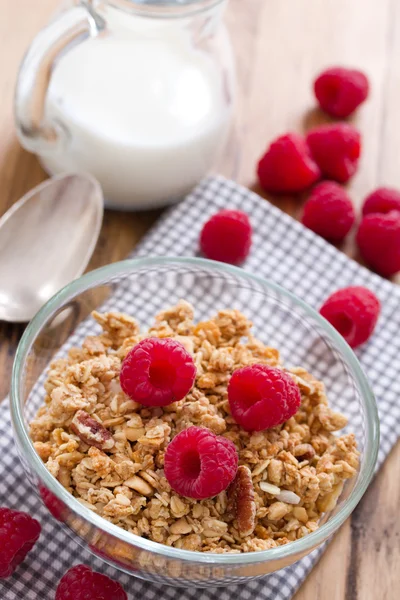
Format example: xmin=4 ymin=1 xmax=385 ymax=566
xmin=30 ymin=301 xmax=359 ymax=553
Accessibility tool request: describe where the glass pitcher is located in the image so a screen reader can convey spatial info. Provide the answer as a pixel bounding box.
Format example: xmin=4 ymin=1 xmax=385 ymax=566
xmin=15 ymin=0 xmax=235 ymax=210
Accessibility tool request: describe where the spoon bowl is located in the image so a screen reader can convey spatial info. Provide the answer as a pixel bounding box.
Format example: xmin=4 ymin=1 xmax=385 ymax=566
xmin=0 ymin=173 xmax=103 ymax=322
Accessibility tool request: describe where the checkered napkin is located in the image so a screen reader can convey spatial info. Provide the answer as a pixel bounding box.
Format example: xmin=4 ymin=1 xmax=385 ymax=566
xmin=1 ymin=176 xmax=400 ymax=600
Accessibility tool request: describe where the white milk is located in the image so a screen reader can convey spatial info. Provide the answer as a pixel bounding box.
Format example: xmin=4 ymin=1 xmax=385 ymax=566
xmin=43 ymin=31 xmax=231 ymax=209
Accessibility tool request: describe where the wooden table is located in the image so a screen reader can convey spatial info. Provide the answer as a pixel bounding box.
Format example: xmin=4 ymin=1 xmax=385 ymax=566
xmin=0 ymin=0 xmax=399 ymax=597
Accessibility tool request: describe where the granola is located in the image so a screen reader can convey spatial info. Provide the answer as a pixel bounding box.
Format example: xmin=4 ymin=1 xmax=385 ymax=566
xmin=30 ymin=301 xmax=359 ymax=553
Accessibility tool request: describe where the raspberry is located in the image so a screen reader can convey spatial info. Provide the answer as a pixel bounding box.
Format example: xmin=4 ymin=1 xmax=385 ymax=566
xmin=314 ymin=67 xmax=369 ymax=118
xmin=39 ymin=485 xmax=66 ymax=522
xmin=55 ymin=564 xmax=127 ymax=600
xmin=200 ymin=209 xmax=252 ymax=264
xmin=257 ymin=133 xmax=321 ymax=194
xmin=164 ymin=426 xmax=238 ymax=499
xmin=362 ymin=187 xmax=400 ymax=216
xmin=356 ymin=211 xmax=400 ymax=276
xmin=301 ymin=182 xmax=355 ymax=242
xmin=320 ymin=286 xmax=380 ymax=348
xmin=120 ymin=337 xmax=196 ymax=406
xmin=306 ymin=124 xmax=361 ymax=183
xmin=0 ymin=507 xmax=41 ymax=578
xmin=228 ymin=365 xmax=301 ymax=432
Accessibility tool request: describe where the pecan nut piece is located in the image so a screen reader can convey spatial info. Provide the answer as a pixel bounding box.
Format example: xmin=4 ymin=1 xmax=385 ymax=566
xmin=227 ymin=465 xmax=256 ymax=537
xmin=70 ymin=410 xmax=115 ymax=451
xmin=293 ymin=443 xmax=316 ymax=462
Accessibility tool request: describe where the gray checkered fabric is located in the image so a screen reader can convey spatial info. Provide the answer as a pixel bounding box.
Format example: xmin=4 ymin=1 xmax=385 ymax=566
xmin=1 ymin=176 xmax=400 ymax=599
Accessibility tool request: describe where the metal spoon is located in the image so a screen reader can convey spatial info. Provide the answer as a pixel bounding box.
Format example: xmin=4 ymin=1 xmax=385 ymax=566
xmin=0 ymin=173 xmax=103 ymax=323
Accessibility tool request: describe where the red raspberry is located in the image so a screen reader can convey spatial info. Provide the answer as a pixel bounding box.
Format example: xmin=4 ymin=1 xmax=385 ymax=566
xmin=39 ymin=485 xmax=66 ymax=522
xmin=120 ymin=337 xmax=196 ymax=406
xmin=55 ymin=564 xmax=127 ymax=600
xmin=301 ymin=182 xmax=355 ymax=242
xmin=0 ymin=507 xmax=41 ymax=578
xmin=164 ymin=427 xmax=238 ymax=499
xmin=228 ymin=365 xmax=301 ymax=432
xmin=320 ymin=286 xmax=380 ymax=348
xmin=314 ymin=67 xmax=369 ymax=118
xmin=257 ymin=133 xmax=321 ymax=194
xmin=356 ymin=211 xmax=400 ymax=277
xmin=362 ymin=187 xmax=400 ymax=216
xmin=200 ymin=209 xmax=252 ymax=264
xmin=306 ymin=124 xmax=361 ymax=183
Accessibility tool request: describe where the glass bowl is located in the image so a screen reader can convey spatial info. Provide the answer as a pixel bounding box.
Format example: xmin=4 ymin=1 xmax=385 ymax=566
xmin=10 ymin=257 xmax=379 ymax=587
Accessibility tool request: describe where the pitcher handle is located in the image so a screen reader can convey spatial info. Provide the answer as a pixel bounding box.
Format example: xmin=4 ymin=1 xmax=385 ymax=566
xmin=14 ymin=3 xmax=105 ymax=154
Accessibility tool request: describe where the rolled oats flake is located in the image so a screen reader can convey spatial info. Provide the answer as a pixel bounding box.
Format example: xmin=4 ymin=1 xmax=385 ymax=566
xmin=124 ymin=476 xmax=153 ymax=496
xmin=169 ymin=518 xmax=193 ymax=535
xmin=268 ymin=502 xmax=290 ymax=521
xmin=170 ymin=496 xmax=188 ymax=518
xmin=252 ymin=459 xmax=270 ymax=477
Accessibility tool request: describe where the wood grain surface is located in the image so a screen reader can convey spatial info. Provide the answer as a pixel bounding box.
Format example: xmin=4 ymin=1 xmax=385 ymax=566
xmin=0 ymin=0 xmax=399 ymax=597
